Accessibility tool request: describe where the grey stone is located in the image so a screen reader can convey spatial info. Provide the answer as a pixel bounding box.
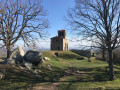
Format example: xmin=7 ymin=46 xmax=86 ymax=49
xmin=33 ymin=69 xmax=41 ymax=75
xmin=0 ymin=73 xmax=4 ymax=80
xmin=9 ymin=46 xmax=25 ymax=63
xmin=18 ymin=65 xmax=26 ymax=70
xmin=46 ymin=64 xmax=52 ymax=70
xmin=22 ymin=61 xmax=33 ymax=70
xmin=88 ymin=59 xmax=92 ymax=62
xmin=23 ymin=50 xmax=42 ymax=66
xmin=7 ymin=59 xmax=16 ymax=64
xmin=76 ymin=70 xmax=80 ymax=73
xmin=2 ymin=59 xmax=16 ymax=65
xmin=43 ymin=57 xmax=50 ymax=61
xmin=0 ymin=59 xmax=4 ymax=64
xmin=0 ymin=70 xmax=5 ymax=80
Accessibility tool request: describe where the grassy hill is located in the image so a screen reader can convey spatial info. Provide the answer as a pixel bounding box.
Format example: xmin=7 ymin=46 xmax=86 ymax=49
xmin=42 ymin=51 xmax=83 ymax=69
xmin=0 ymin=51 xmax=120 ymax=89
xmin=42 ymin=51 xmax=108 ymax=69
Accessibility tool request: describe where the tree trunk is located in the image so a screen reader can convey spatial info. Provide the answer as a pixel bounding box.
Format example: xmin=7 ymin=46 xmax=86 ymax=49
xmin=102 ymin=49 xmax=105 ymax=61
xmin=6 ymin=45 xmax=12 ymax=58
xmin=108 ymin=49 xmax=115 ymax=81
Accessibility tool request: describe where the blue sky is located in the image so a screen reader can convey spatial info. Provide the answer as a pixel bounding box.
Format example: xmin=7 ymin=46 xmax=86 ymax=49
xmin=42 ymin=0 xmax=75 ymax=37
xmin=16 ymin=0 xmax=79 ymax=50
xmin=16 ymin=0 xmax=91 ymax=50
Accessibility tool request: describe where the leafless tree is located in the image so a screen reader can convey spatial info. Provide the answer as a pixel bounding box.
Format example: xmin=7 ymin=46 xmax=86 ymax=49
xmin=0 ymin=0 xmax=49 ymax=58
xmin=95 ymin=38 xmax=107 ymax=61
xmin=66 ymin=0 xmax=120 ymax=81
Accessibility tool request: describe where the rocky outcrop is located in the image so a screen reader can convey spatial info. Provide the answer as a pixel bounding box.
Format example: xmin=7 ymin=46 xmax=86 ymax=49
xmin=9 ymin=46 xmax=25 ymax=63
xmin=23 ymin=50 xmax=42 ymax=66
xmin=2 ymin=46 xmax=25 ymax=64
xmin=1 ymin=47 xmax=43 ymax=71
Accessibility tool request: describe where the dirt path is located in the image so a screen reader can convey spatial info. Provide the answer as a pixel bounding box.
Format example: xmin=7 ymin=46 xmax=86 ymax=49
xmin=57 ymin=57 xmax=72 ymax=67
xmin=29 ymin=57 xmax=73 ymax=90
xmin=29 ymin=83 xmax=59 ymax=90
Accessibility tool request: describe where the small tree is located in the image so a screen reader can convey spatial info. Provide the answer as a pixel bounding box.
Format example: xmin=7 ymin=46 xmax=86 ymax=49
xmin=66 ymin=0 xmax=120 ymax=81
xmin=95 ymin=39 xmax=107 ymax=61
xmin=0 ymin=0 xmax=48 ymax=58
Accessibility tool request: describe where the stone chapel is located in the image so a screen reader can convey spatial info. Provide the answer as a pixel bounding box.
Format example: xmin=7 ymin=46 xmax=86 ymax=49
xmin=51 ymin=30 xmax=69 ymax=51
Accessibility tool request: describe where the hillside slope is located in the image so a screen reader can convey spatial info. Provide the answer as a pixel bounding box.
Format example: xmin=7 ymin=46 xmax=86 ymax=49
xmin=1 ymin=50 xmax=120 ymax=89
xmin=42 ymin=51 xmax=84 ymax=69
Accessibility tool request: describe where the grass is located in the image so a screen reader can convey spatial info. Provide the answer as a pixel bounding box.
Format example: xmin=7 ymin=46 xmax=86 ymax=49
xmin=42 ymin=51 xmax=70 ymax=69
xmin=0 ymin=50 xmax=120 ymax=89
xmin=42 ymin=51 xmax=120 ymax=90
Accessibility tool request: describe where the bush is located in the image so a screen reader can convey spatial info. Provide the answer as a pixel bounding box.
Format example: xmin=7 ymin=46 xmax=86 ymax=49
xmin=95 ymin=52 xmax=108 ymax=61
xmin=113 ymin=49 xmax=120 ymax=63
xmin=95 ymin=49 xmax=120 ymax=63
xmin=77 ymin=57 xmax=84 ymax=60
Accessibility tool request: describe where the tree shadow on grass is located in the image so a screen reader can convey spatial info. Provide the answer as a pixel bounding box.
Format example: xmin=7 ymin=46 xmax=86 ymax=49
xmin=0 ymin=65 xmax=111 ymax=89
xmin=65 ymin=66 xmax=110 ymax=82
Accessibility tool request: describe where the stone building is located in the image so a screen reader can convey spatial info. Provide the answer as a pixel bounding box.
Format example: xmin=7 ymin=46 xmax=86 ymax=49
xmin=51 ymin=30 xmax=69 ymax=51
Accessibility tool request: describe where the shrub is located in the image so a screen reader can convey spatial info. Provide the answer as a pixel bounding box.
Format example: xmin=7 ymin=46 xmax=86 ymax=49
xmin=113 ymin=49 xmax=120 ymax=63
xmin=77 ymin=57 xmax=84 ymax=60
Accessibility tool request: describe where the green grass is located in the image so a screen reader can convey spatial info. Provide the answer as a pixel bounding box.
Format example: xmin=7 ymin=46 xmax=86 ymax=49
xmin=1 ymin=50 xmax=120 ymax=89
xmin=58 ymin=79 xmax=120 ymax=90
xmin=55 ymin=51 xmax=82 ymax=60
xmin=42 ymin=51 xmax=70 ymax=69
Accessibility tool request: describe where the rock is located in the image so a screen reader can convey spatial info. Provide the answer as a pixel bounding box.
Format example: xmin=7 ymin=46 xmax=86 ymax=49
xmin=76 ymin=70 xmax=80 ymax=73
xmin=46 ymin=64 xmax=52 ymax=70
xmin=23 ymin=50 xmax=42 ymax=66
xmin=2 ymin=59 xmax=16 ymax=65
xmin=9 ymin=46 xmax=25 ymax=63
xmin=7 ymin=59 xmax=16 ymax=64
xmin=37 ymin=59 xmax=44 ymax=67
xmin=88 ymin=59 xmax=92 ymax=62
xmin=33 ymin=69 xmax=41 ymax=75
xmin=22 ymin=61 xmax=33 ymax=70
xmin=0 ymin=73 xmax=4 ymax=80
xmin=18 ymin=65 xmax=26 ymax=70
xmin=0 ymin=58 xmax=4 ymax=64
xmin=0 ymin=69 xmax=5 ymax=80
xmin=43 ymin=57 xmax=50 ymax=61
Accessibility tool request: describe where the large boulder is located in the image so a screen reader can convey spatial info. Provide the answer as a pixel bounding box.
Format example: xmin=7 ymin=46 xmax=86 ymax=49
xmin=23 ymin=50 xmax=42 ymax=66
xmin=9 ymin=46 xmax=25 ymax=63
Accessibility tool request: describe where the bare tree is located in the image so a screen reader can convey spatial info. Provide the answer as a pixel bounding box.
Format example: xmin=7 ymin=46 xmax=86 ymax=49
xmin=66 ymin=0 xmax=120 ymax=81
xmin=0 ymin=0 xmax=48 ymax=58
xmin=95 ymin=38 xmax=107 ymax=61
